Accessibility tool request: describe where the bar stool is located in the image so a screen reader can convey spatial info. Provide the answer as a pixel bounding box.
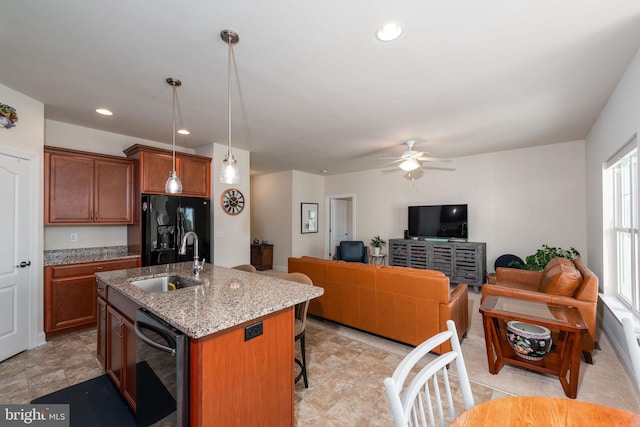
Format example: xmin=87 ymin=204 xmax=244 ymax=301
xmin=278 ymin=272 xmax=313 ymax=388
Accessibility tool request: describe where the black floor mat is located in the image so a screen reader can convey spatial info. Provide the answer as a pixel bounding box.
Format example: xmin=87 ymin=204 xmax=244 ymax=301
xmin=31 ymin=374 xmax=135 ymax=427
xmin=31 ymin=362 xmax=176 ymax=427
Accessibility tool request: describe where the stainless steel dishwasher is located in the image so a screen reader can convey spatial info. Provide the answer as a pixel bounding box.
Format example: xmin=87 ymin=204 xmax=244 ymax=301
xmin=135 ymin=308 xmax=189 ymax=426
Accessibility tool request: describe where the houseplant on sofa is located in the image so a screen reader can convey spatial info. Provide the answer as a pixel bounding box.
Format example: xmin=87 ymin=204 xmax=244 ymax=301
xmin=370 ymin=235 xmax=386 ymax=255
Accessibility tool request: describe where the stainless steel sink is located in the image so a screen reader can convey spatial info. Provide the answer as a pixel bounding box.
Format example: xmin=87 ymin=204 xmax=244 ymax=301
xmin=130 ymin=275 xmax=201 ymax=293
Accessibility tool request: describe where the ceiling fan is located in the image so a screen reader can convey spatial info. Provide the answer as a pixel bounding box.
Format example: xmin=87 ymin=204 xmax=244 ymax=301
xmin=380 ymin=140 xmax=453 ymax=172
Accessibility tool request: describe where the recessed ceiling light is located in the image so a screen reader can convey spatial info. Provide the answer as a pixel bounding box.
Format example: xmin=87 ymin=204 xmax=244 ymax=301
xmin=95 ymin=108 xmax=113 ymax=116
xmin=376 ymin=22 xmax=403 ymax=42
xmin=177 ymin=129 xmax=190 ymax=135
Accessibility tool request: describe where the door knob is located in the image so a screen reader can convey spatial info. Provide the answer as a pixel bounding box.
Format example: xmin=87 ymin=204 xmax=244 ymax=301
xmin=17 ymin=261 xmax=31 ymax=268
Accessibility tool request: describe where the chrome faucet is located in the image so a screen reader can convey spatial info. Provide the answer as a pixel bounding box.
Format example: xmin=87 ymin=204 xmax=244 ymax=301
xmin=179 ymin=231 xmax=204 ymax=275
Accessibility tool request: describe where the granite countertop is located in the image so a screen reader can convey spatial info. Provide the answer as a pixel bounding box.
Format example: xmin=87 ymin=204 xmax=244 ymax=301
xmin=44 ymin=246 xmax=140 ymax=266
xmin=95 ymin=262 xmax=323 ymax=339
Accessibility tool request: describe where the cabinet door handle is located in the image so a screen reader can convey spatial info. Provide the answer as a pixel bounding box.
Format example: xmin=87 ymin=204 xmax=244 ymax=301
xmin=16 ymin=261 xmax=31 ymax=268
xmin=115 ymin=321 xmax=123 ymax=338
xmin=95 ymin=266 xmax=104 ymax=271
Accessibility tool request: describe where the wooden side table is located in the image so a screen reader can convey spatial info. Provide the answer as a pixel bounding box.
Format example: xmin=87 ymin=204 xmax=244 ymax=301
xmin=251 ymin=244 xmax=273 ymax=271
xmin=479 ymin=295 xmax=587 ymax=398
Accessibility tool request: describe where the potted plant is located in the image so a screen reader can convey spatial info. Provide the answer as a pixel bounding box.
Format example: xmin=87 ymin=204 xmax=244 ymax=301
xmin=510 ymin=244 xmax=580 ymax=271
xmin=370 ymin=235 xmax=386 ymax=255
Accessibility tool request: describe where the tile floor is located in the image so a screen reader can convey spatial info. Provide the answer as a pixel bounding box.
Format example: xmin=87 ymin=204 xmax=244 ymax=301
xmin=0 ymin=320 xmax=504 ymax=427
xmin=2 ymin=289 xmax=638 ymax=426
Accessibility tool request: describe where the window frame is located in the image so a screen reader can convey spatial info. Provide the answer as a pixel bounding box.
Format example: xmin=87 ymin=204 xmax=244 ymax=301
xmin=606 ymin=135 xmax=639 ymax=314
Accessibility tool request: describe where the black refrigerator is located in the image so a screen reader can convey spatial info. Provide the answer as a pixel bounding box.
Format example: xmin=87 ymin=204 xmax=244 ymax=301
xmin=141 ymin=194 xmax=211 ymax=266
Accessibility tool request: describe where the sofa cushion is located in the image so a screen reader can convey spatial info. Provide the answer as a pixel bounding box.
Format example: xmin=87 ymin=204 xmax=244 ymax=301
xmin=539 ymin=259 xmax=582 ymax=297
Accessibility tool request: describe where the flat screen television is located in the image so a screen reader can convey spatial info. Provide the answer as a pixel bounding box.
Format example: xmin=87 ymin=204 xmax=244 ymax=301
xmin=408 ymin=204 xmax=468 ymax=239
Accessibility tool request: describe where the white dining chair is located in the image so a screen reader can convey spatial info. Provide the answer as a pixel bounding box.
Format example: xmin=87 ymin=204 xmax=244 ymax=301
xmin=384 ymin=319 xmax=475 ymax=427
xmin=622 ymin=317 xmax=640 ymax=393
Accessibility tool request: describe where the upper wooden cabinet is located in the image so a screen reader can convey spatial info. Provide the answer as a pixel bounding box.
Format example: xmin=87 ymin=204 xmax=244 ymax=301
xmin=123 ymin=144 xmax=211 ymax=198
xmin=44 ymin=146 xmax=135 ymax=225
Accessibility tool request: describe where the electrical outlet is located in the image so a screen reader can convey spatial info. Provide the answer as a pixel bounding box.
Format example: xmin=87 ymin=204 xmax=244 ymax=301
xmin=70 ymin=233 xmax=78 ymax=242
xmin=244 ymin=321 xmax=263 ymax=341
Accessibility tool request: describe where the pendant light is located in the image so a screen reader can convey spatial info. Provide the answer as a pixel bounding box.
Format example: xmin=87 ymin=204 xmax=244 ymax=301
xmin=165 ymin=77 xmax=183 ymax=194
xmin=219 ymin=29 xmax=240 ymax=184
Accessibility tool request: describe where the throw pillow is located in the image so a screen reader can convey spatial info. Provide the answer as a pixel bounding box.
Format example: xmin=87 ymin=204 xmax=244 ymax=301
xmin=539 ymin=261 xmax=582 ymax=297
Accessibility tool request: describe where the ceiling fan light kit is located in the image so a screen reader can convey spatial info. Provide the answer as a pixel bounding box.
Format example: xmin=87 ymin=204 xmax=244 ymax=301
xmin=399 ymin=158 xmax=420 ymax=171
xmin=380 ymin=140 xmax=452 ymax=175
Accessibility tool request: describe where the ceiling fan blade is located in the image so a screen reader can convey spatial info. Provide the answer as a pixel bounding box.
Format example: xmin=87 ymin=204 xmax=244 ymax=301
xmin=422 ymin=165 xmax=456 ymax=171
xmin=417 ymin=156 xmax=452 ymax=163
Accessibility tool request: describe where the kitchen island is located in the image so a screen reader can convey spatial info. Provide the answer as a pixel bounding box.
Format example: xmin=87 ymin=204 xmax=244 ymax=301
xmin=95 ymin=262 xmax=323 ymax=426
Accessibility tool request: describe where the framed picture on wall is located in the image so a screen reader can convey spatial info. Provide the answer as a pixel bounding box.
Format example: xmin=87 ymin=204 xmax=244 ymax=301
xmin=301 ymin=203 xmax=318 ymax=234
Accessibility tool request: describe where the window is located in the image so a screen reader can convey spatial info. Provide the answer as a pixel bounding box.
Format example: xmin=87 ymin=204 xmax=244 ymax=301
xmin=607 ymin=137 xmax=639 ymax=314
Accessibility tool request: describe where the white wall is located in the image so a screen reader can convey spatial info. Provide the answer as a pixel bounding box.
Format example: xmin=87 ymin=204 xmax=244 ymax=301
xmin=586 ymin=48 xmax=640 ymax=291
xmin=585 ymin=47 xmax=640 ymax=378
xmin=291 ymin=171 xmax=325 ymax=260
xmin=324 ymin=140 xmax=587 ymax=270
xmin=210 ymin=142 xmax=251 ymax=267
xmin=251 ymin=171 xmax=293 ymax=270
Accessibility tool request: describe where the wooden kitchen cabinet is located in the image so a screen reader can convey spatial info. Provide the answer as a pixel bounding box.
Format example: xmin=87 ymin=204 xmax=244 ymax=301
xmin=105 ymin=285 xmax=139 ymax=411
xmin=123 ymin=144 xmax=212 ymax=197
xmin=44 ymin=146 xmax=135 ymax=225
xmin=44 ymin=258 xmax=140 ymax=339
xmin=190 ymin=308 xmax=293 ymax=426
xmin=97 ymin=295 xmax=107 ymax=369
xmin=106 ymin=305 xmax=137 ymax=410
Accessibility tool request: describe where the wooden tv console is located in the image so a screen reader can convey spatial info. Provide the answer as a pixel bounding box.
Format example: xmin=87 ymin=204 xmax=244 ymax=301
xmin=389 ymin=238 xmax=487 ymax=293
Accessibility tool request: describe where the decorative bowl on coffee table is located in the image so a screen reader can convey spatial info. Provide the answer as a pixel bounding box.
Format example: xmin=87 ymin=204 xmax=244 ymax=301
xmin=506 ymin=321 xmax=552 ymax=361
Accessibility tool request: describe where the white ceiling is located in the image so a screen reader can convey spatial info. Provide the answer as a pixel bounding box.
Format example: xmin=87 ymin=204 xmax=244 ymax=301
xmin=2 ymin=1 xmax=640 ymax=176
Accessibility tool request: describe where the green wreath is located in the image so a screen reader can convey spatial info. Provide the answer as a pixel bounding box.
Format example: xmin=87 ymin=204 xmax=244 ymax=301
xmin=0 ymin=103 xmax=18 ymax=129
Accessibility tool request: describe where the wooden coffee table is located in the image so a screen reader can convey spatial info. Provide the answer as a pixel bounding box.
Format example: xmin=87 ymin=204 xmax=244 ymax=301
xmin=479 ymin=295 xmax=588 ymax=398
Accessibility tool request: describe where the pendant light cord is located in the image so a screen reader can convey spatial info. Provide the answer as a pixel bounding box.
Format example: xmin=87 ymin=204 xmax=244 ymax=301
xmin=227 ymin=33 xmax=232 ymax=157
xmin=172 ymin=84 xmax=177 ymax=171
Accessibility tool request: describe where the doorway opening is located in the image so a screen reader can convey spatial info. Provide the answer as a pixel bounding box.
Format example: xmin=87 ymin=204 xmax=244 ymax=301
xmin=326 ymin=194 xmax=356 ymax=260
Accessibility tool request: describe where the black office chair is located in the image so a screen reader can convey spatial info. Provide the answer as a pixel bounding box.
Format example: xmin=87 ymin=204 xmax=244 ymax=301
xmin=333 ymin=241 xmax=369 ymax=263
xmin=494 ymin=254 xmax=524 ymax=270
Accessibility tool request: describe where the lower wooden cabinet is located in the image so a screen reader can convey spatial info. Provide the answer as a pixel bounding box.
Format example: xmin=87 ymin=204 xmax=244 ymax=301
xmin=44 ymin=258 xmax=140 ymax=339
xmin=102 ymin=278 xmax=140 ymax=412
xmin=189 ymin=308 xmax=294 ymax=426
xmin=106 ymin=305 xmax=137 ymax=411
xmin=97 ymin=296 xmax=107 ymax=368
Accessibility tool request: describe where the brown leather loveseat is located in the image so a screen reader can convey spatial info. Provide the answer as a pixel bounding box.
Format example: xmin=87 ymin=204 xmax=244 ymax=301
xmin=481 ymin=257 xmax=598 ymax=362
xmin=288 ymin=256 xmax=469 ymax=353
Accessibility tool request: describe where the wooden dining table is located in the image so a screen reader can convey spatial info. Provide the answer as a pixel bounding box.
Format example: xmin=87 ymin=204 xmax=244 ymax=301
xmin=449 ymin=396 xmax=640 ymax=426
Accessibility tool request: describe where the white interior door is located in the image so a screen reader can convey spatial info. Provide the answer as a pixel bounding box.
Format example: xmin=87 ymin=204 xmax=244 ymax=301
xmin=329 ymin=198 xmax=352 ymax=258
xmin=0 ymin=154 xmax=31 ymax=362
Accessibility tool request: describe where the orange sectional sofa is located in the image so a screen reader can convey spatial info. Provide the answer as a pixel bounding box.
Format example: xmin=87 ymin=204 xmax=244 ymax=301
xmin=288 ymin=256 xmax=469 ymax=353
